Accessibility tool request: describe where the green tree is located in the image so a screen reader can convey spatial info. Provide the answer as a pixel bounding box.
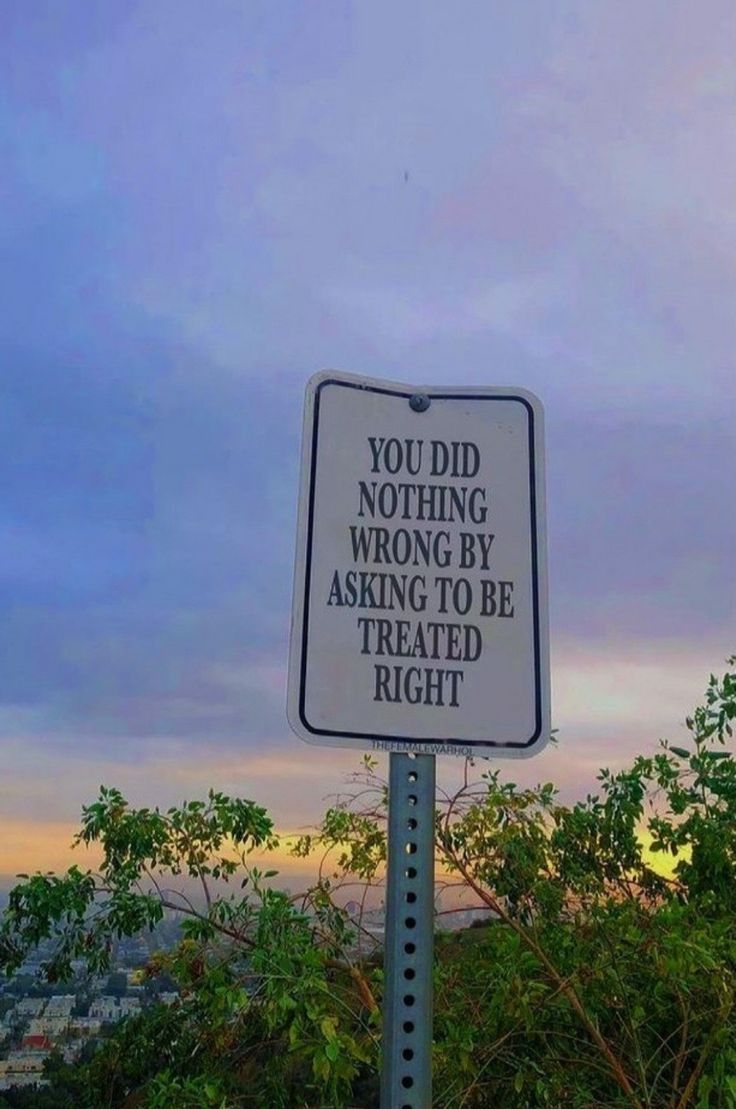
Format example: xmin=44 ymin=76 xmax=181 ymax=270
xmin=0 ymin=659 xmax=734 ymax=1107
xmin=0 ymin=787 xmax=379 ymax=1107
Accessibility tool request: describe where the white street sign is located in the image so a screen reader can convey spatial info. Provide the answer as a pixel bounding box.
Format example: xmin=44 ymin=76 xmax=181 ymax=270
xmin=287 ymin=371 xmax=550 ymax=758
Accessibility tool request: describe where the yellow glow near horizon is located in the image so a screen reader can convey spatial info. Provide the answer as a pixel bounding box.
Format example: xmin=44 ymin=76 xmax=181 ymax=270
xmin=0 ymin=819 xmax=687 ymax=891
xmin=638 ymin=827 xmax=688 ymax=881
xmin=0 ymin=817 xmax=102 ymax=878
xmin=0 ymin=818 xmax=323 ymax=886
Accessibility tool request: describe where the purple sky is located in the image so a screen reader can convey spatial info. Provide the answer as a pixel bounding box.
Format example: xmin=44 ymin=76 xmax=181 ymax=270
xmin=1 ymin=1 xmax=735 ymax=879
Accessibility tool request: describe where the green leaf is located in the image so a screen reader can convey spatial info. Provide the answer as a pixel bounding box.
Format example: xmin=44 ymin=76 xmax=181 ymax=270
xmin=325 ymin=1039 xmax=339 ymax=1062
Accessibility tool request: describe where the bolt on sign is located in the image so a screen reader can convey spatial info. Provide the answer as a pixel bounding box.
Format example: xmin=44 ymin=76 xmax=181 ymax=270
xmin=287 ymin=371 xmax=550 ymax=758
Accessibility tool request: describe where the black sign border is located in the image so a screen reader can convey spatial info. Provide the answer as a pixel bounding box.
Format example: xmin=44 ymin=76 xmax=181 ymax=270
xmin=298 ymin=378 xmax=543 ymax=750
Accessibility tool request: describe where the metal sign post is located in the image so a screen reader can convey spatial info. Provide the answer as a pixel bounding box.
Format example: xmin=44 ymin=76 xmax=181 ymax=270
xmin=287 ymin=369 xmax=550 ymax=1107
xmin=381 ymin=752 xmax=436 ymax=1109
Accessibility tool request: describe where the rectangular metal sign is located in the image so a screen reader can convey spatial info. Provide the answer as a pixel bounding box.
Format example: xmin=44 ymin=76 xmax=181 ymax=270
xmin=287 ymin=370 xmax=550 ymax=758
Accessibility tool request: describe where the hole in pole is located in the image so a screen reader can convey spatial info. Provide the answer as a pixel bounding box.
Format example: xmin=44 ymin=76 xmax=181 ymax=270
xmin=402 ymin=1076 xmax=414 ymax=1088
xmin=404 ymin=941 xmax=416 ymax=954
xmin=405 ymin=917 xmax=416 ymax=929
xmin=407 ymin=794 xmax=417 ymax=806
xmin=405 ymin=842 xmax=417 ymax=855
xmin=405 ymin=867 xmax=417 ymax=879
xmin=404 ymin=967 xmax=416 ymax=980
xmin=406 ymin=891 xmax=416 ymax=904
xmin=407 ymin=771 xmax=418 ymax=783
xmin=403 ymin=1020 xmax=414 ymax=1033
xmin=407 ymin=818 xmax=417 ymax=830
xmin=404 ymin=994 xmax=415 ymax=1006
xmin=402 ymin=1048 xmax=414 ymax=1061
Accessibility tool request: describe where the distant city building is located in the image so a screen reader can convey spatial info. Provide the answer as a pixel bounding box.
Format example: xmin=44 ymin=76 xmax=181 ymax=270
xmin=28 ymin=1014 xmax=71 ymax=1038
xmin=1 ymin=1048 xmax=48 ymax=1072
xmin=89 ymin=997 xmax=120 ymax=1022
xmin=45 ymin=994 xmax=75 ymax=1017
xmin=89 ymin=995 xmax=141 ymax=1023
xmin=70 ymin=1017 xmax=102 ymax=1037
xmin=21 ymin=1034 xmax=53 ymax=1052
xmin=0 ymin=1050 xmax=50 ymax=1092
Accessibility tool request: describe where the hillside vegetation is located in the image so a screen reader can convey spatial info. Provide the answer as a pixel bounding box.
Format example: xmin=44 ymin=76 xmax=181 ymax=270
xmin=1 ymin=660 xmax=735 ymax=1108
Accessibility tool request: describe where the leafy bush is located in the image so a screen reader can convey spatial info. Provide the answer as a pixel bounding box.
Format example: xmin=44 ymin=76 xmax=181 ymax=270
xmin=1 ymin=659 xmax=735 ymax=1107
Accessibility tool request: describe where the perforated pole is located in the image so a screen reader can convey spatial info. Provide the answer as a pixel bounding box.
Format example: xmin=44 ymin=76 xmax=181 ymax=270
xmin=381 ymin=753 xmax=436 ymax=1108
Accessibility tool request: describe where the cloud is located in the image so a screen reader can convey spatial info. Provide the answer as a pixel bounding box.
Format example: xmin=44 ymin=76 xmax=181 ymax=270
xmin=0 ymin=816 xmax=102 ymax=880
xmin=552 ymin=639 xmax=728 ymax=732
xmin=0 ymin=2 xmax=733 ymax=876
xmin=2 ymin=636 xmax=729 ymax=811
